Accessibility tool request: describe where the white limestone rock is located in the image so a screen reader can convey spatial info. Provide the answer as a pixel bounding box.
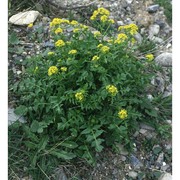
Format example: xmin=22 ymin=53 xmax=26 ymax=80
xmin=9 ymin=11 xmax=41 ymax=25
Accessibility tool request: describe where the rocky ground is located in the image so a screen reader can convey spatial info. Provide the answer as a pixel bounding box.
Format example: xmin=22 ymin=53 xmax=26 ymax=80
xmin=8 ymin=0 xmax=172 ymax=179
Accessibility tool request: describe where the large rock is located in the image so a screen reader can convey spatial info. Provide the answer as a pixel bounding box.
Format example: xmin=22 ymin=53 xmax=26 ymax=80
xmin=9 ymin=11 xmax=41 ymax=25
xmin=155 ymin=53 xmax=172 ymax=67
xmin=158 ymin=173 xmax=172 ymax=180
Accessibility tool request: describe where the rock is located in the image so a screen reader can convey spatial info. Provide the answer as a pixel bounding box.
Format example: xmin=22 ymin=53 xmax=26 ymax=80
xmin=155 ymin=53 xmax=172 ymax=67
xmin=17 ymin=70 xmax=22 ymax=75
xmin=126 ymin=0 xmax=133 ymax=4
xmin=155 ymin=76 xmax=165 ymax=92
xmin=151 ymin=36 xmax=164 ymax=44
xmin=161 ymin=164 xmax=170 ymax=171
xmin=55 ymin=167 xmax=68 ymax=180
xmin=134 ymin=33 xmax=143 ymax=43
xmin=117 ymin=21 xmax=124 ymax=26
xmin=147 ymin=4 xmax=160 ymax=13
xmin=134 ymin=10 xmax=153 ymax=27
xmin=140 ymin=123 xmax=155 ymax=131
xmin=139 ymin=129 xmax=147 ymax=135
xmin=42 ymin=41 xmax=55 ymax=48
xmin=8 ymin=108 xmax=26 ymax=126
xmin=147 ymin=94 xmax=153 ymax=101
xmin=149 ymin=24 xmax=160 ymax=37
xmin=158 ymin=173 xmax=172 ymax=180
xmin=153 ymin=145 xmax=162 ymax=155
xmin=128 ymin=171 xmax=138 ymax=179
xmin=120 ymin=155 xmax=127 ymax=161
xmin=156 ymin=152 xmax=164 ymax=167
xmin=116 ymin=144 xmax=129 ymax=156
xmin=130 ymin=155 xmax=143 ymax=169
xmin=9 ymin=11 xmax=41 ymax=25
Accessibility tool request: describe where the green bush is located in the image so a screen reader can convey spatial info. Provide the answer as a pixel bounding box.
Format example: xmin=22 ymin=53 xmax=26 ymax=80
xmin=11 ymin=7 xmax=158 ymax=166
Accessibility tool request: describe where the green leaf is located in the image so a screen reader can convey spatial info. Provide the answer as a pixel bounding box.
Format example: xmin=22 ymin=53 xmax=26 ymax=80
xmin=30 ymin=120 xmax=39 ymax=132
xmin=24 ymin=141 xmax=37 ymax=150
xmin=9 ymin=32 xmax=19 ymax=45
xmin=38 ymin=136 xmax=49 ymax=152
xmin=50 ymin=150 xmax=76 ymax=160
xmin=60 ymin=141 xmax=78 ymax=149
xmin=14 ymin=105 xmax=27 ymax=116
xmin=81 ymin=128 xmax=91 ymax=134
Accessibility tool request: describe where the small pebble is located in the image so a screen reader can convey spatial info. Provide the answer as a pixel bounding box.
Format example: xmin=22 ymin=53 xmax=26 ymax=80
xmin=147 ymin=4 xmax=160 ymax=13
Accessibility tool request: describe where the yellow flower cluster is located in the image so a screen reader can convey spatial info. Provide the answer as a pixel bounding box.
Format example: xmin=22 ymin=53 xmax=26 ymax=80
xmin=50 ymin=18 xmax=70 ymax=27
xmin=73 ymin=28 xmax=80 ymax=33
xmin=70 ymin=20 xmax=78 ymax=25
xmin=60 ymin=67 xmax=67 ymax=72
xmin=55 ymin=40 xmax=65 ymax=47
xmin=68 ymin=49 xmax=77 ymax=54
xmin=97 ymin=44 xmax=103 ymax=48
xmin=118 ymin=109 xmax=128 ymax=119
xmin=48 ymin=66 xmax=58 ymax=76
xmin=108 ymin=19 xmax=115 ymax=24
xmin=55 ymin=27 xmax=63 ymax=34
xmin=93 ymin=31 xmax=101 ymax=38
xmin=90 ymin=7 xmax=114 ymax=23
xmin=106 ymin=85 xmax=118 ymax=96
xmin=100 ymin=46 xmax=110 ymax=53
xmin=92 ymin=55 xmax=100 ymax=61
xmin=100 ymin=15 xmax=108 ymax=22
xmin=145 ymin=54 xmax=154 ymax=61
xmin=114 ymin=33 xmax=128 ymax=44
xmin=48 ymin=51 xmax=55 ymax=56
xmin=118 ymin=24 xmax=138 ymax=35
xmin=75 ymin=91 xmax=85 ymax=101
xmin=28 ymin=23 xmax=33 ymax=28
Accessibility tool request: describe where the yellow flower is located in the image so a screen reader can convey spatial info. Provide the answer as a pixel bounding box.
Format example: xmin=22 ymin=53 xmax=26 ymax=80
xmin=108 ymin=19 xmax=115 ymax=24
xmin=61 ymin=19 xmax=70 ymax=24
xmin=100 ymin=15 xmax=108 ymax=22
xmin=106 ymin=85 xmax=118 ymax=96
xmin=128 ymin=24 xmax=138 ymax=35
xmin=118 ymin=24 xmax=138 ymax=35
xmin=70 ymin=20 xmax=78 ymax=25
xmin=92 ymin=10 xmax=99 ymax=16
xmin=28 ymin=23 xmax=33 ymax=28
xmin=73 ymin=28 xmax=80 ymax=33
xmin=97 ymin=7 xmax=110 ymax=16
xmin=75 ymin=91 xmax=84 ymax=101
xmin=68 ymin=49 xmax=77 ymax=54
xmin=145 ymin=54 xmax=154 ymax=61
xmin=90 ymin=15 xmax=97 ymax=20
xmin=60 ymin=67 xmax=67 ymax=72
xmin=117 ymin=33 xmax=128 ymax=41
xmin=93 ymin=31 xmax=101 ymax=38
xmin=108 ymin=39 xmax=113 ymax=44
xmin=114 ymin=33 xmax=128 ymax=44
xmin=100 ymin=46 xmax=110 ymax=53
xmin=50 ymin=18 xmax=62 ymax=27
xmin=55 ymin=40 xmax=65 ymax=47
xmin=55 ymin=27 xmax=63 ymax=34
xmin=92 ymin=55 xmax=100 ymax=61
xmin=118 ymin=109 xmax=128 ymax=119
xmin=80 ymin=24 xmax=88 ymax=30
xmin=48 ymin=66 xmax=58 ymax=76
xmin=48 ymin=51 xmax=55 ymax=56
xmin=97 ymin=44 xmax=103 ymax=48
